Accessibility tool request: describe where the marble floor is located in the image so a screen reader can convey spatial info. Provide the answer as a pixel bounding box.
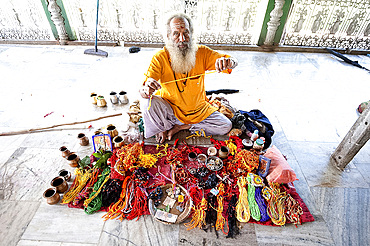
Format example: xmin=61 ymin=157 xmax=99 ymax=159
xmin=0 ymin=44 xmax=369 ymax=246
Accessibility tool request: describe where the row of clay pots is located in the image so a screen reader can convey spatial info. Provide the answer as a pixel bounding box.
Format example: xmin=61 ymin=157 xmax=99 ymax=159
xmin=91 ymin=91 xmax=128 ymax=107
xmin=43 ymin=169 xmax=72 ymax=205
xmin=59 ymin=146 xmax=80 ymax=167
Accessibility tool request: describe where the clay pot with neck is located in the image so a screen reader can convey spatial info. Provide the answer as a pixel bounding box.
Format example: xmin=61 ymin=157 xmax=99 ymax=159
xmin=113 ymin=136 xmax=124 ymax=148
xmin=58 ymin=169 xmax=71 ymax=182
xmin=43 ymin=187 xmax=60 ymax=205
xmin=59 ymin=146 xmax=70 ymax=158
xmin=51 ymin=176 xmax=69 ymax=193
xmin=67 ymin=153 xmax=80 ymax=168
xmin=218 ymin=146 xmax=229 ymax=159
xmin=110 ymin=91 xmax=119 ymax=104
xmin=106 ymin=124 xmax=118 ymax=138
xmin=118 ymin=91 xmax=129 ymax=104
xmin=77 ymin=133 xmax=89 ymax=146
xmin=91 ymin=93 xmax=97 ymax=104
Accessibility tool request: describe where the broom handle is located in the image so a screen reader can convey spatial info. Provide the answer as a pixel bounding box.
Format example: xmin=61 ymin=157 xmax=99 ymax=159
xmin=0 ymin=113 xmax=123 ymax=136
xmin=95 ymin=0 xmax=99 ymax=52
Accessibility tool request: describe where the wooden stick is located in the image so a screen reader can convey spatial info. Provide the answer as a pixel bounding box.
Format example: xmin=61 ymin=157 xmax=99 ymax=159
xmin=0 ymin=113 xmax=123 ymax=136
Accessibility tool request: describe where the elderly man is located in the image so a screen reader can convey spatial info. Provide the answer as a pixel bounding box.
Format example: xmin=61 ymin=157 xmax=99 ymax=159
xmin=139 ymin=13 xmax=238 ymax=143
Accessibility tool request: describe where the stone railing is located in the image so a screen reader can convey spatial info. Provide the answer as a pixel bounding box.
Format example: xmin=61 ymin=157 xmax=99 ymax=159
xmin=0 ymin=0 xmax=369 ymax=50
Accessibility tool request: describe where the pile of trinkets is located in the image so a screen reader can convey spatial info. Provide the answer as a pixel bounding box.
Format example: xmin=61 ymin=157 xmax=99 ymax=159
xmin=48 ymin=132 xmax=313 ymax=237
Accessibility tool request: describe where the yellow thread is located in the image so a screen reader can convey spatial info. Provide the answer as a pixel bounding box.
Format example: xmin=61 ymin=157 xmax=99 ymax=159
xmin=235 ymin=176 xmax=250 ymax=222
xmin=61 ymin=169 xmax=92 ymax=204
xmin=225 ymin=139 xmax=237 ymax=155
xmin=265 ymin=183 xmax=286 ymax=226
xmin=215 ymin=183 xmax=226 ymax=232
xmin=186 ymin=129 xmax=212 ymax=139
xmin=185 ymin=197 xmax=208 ymax=230
xmin=146 ymin=70 xmax=218 ymax=111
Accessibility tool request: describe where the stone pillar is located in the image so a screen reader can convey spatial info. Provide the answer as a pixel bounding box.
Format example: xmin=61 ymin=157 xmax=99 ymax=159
xmin=330 ymin=106 xmax=370 ymax=170
xmin=48 ymin=0 xmax=68 ymax=45
xmin=264 ymin=0 xmax=285 ymax=46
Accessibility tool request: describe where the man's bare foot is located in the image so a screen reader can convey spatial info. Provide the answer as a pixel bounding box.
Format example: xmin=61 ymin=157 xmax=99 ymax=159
xmin=167 ymin=124 xmax=191 ymax=140
xmin=156 ymin=131 xmax=167 ymax=143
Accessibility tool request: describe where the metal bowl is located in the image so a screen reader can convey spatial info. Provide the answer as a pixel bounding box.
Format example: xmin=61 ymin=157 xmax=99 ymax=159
xmin=206 ymin=156 xmax=223 ymax=171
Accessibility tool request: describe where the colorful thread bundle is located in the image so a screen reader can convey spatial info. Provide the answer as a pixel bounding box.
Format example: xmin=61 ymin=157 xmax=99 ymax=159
xmin=247 ymin=174 xmax=261 ymax=221
xmin=185 ymin=197 xmax=208 ymax=230
xmin=235 ymin=176 xmax=250 ymax=222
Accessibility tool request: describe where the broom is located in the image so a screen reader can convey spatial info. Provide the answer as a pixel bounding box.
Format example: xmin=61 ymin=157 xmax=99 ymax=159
xmin=84 ymin=0 xmax=108 ymax=57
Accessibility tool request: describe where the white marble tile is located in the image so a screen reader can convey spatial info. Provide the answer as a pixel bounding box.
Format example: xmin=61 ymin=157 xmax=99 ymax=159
xmin=289 ymin=141 xmax=369 ymax=188
xmin=17 ymin=240 xmax=96 ymax=246
xmin=178 ymin=222 xmax=258 ymax=246
xmin=254 ymin=215 xmax=334 ymax=246
xmin=311 ymin=187 xmax=370 ymax=246
xmin=21 ymin=203 xmax=105 ymax=244
xmin=99 ymin=216 xmax=179 ymax=246
xmin=17 ymin=240 xmax=62 ymax=246
xmin=0 ymin=201 xmax=40 ymax=246
xmin=0 ymin=147 xmax=74 ymax=201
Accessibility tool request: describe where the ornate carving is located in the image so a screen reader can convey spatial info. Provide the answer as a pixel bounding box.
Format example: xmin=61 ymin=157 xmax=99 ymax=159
xmin=264 ymin=0 xmax=285 ymax=46
xmin=0 ymin=0 xmax=53 ymax=41
xmin=62 ymin=0 xmax=267 ymax=45
xmin=48 ymin=0 xmax=68 ymax=44
xmin=283 ymin=0 xmax=370 ymax=50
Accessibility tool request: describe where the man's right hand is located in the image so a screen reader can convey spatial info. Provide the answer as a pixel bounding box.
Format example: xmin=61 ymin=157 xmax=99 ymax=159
xmin=139 ymin=78 xmax=161 ymax=99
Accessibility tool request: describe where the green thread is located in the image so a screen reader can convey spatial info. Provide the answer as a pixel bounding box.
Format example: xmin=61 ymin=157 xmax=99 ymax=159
xmin=247 ymin=175 xmax=261 ymax=221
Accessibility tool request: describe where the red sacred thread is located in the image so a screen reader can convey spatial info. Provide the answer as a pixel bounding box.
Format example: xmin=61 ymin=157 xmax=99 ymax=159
xmin=126 ymin=186 xmax=148 ymax=221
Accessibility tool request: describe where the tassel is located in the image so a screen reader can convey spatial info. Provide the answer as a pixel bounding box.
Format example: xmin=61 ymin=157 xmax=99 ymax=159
xmin=235 ymin=177 xmax=250 ymax=222
xmin=72 ymin=168 xmax=100 ymax=207
xmin=102 ymin=176 xmax=130 ymax=221
xmin=62 ymin=168 xmax=93 ymax=204
xmin=285 ymin=194 xmax=303 ymax=227
xmin=226 ymin=194 xmax=239 ymax=238
xmin=185 ymin=197 xmax=208 ymax=230
xmin=126 ymin=186 xmax=148 ymax=221
xmin=215 ymin=183 xmax=226 ymax=233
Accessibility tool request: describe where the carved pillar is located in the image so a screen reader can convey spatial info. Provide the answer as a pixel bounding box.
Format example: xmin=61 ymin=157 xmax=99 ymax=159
xmin=48 ymin=0 xmax=68 ymax=45
xmin=264 ymin=0 xmax=285 ymax=46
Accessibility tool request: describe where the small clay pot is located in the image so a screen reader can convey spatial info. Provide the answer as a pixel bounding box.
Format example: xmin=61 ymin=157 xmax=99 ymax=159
xmin=97 ymin=96 xmax=107 ymax=107
xmin=43 ymin=187 xmax=60 ymax=205
xmin=106 ymin=124 xmax=118 ymax=138
xmin=113 ymin=136 xmax=124 ymax=148
xmin=91 ymin=93 xmax=98 ymax=104
xmin=77 ymin=133 xmax=89 ymax=146
xmin=207 ymin=147 xmax=217 ymax=156
xmin=118 ymin=91 xmax=129 ymax=104
xmin=218 ymin=146 xmax=229 ymax=159
xmin=197 ymin=154 xmax=207 ymax=164
xmin=242 ymin=139 xmax=253 ymax=150
xmin=110 ymin=91 xmax=119 ymax=104
xmin=58 ymin=169 xmax=71 ymax=182
xmin=59 ymin=146 xmax=70 ymax=158
xmin=67 ymin=153 xmax=80 ymax=168
xmin=188 ymin=152 xmax=197 ymax=161
xmin=51 ymin=176 xmax=69 ymax=193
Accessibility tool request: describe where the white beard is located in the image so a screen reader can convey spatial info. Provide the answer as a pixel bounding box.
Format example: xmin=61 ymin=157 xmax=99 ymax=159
xmin=166 ymin=39 xmax=198 ymax=74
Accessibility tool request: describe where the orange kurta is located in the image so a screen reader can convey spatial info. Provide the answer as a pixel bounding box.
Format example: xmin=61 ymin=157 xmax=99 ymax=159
xmin=144 ymin=45 xmax=231 ymax=124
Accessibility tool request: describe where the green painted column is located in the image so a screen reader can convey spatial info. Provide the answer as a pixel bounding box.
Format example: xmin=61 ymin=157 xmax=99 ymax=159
xmin=40 ymin=0 xmax=76 ymax=41
xmin=257 ymin=0 xmax=292 ymax=46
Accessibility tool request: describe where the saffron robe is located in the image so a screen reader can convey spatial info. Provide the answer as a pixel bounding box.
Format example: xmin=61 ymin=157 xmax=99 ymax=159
xmin=144 ymin=45 xmax=231 ymax=124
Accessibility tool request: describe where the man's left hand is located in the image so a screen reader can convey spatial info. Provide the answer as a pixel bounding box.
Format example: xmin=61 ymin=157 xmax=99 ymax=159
xmin=215 ymin=57 xmax=238 ymax=72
